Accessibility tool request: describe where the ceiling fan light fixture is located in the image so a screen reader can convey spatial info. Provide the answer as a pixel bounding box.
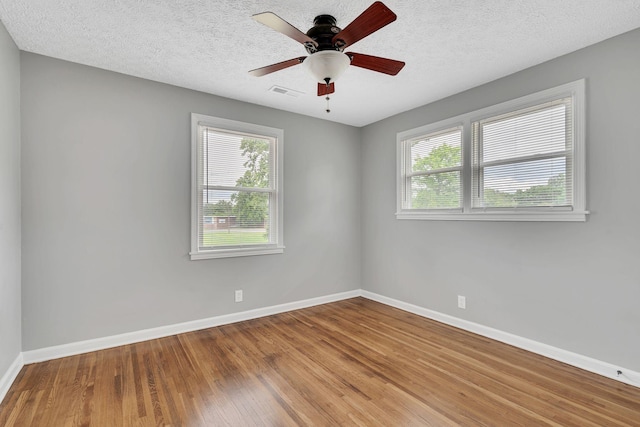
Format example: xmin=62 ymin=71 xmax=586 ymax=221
xmin=302 ymin=51 xmax=351 ymax=84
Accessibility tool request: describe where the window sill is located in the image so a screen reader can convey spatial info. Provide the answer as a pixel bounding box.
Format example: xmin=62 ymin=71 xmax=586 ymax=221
xmin=190 ymin=246 xmax=285 ymax=260
xmin=396 ymin=211 xmax=589 ymax=222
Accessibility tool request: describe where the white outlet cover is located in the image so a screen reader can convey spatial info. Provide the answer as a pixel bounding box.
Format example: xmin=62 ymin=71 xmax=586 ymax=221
xmin=458 ymin=295 xmax=466 ymax=309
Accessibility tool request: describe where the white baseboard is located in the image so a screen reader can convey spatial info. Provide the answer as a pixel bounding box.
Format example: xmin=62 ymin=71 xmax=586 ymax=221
xmin=15 ymin=288 xmax=639 ymax=391
xmin=22 ymin=289 xmax=362 ymax=364
xmin=0 ymin=353 xmax=24 ymax=404
xmin=361 ymin=290 xmax=640 ymax=388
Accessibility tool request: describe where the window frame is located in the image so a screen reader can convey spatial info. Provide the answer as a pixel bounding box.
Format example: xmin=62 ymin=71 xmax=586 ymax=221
xmin=396 ymin=79 xmax=587 ymax=222
xmin=190 ymin=114 xmax=284 ymax=259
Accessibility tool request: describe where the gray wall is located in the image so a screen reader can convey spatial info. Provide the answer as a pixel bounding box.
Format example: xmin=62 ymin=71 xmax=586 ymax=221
xmin=20 ymin=53 xmax=361 ymax=350
xmin=0 ymin=21 xmax=21 ymax=377
xmin=14 ymin=26 xmax=640 ymax=374
xmin=361 ymin=28 xmax=640 ymax=371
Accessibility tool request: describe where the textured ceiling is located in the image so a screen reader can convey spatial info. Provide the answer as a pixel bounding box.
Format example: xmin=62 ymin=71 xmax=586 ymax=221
xmin=1 ymin=1 xmax=640 ymax=127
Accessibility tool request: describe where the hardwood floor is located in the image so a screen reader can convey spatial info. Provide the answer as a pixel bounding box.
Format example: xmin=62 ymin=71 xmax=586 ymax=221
xmin=1 ymin=298 xmax=639 ymax=426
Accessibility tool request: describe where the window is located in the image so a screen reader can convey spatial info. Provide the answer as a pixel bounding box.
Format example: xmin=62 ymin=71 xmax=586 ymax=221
xmin=403 ymin=126 xmax=463 ymax=211
xmin=397 ymin=80 xmax=587 ymax=221
xmin=190 ymin=114 xmax=284 ymax=259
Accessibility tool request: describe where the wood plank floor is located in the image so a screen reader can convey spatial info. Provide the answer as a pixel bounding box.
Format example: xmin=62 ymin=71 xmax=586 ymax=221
xmin=1 ymin=298 xmax=639 ymax=426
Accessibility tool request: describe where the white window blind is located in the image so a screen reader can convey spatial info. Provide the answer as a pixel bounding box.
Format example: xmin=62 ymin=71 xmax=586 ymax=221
xmin=472 ymin=98 xmax=573 ymax=209
xmin=191 ymin=114 xmax=283 ymax=259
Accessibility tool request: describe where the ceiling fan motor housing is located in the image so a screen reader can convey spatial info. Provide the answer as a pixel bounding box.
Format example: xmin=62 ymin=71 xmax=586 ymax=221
xmin=305 ymin=15 xmax=343 ymax=54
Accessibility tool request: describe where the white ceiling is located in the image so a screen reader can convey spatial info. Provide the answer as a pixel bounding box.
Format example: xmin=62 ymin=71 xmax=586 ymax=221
xmin=1 ymin=1 xmax=640 ymax=127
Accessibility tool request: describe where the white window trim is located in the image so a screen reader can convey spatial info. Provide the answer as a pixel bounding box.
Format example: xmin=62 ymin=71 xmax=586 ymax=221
xmin=396 ymin=80 xmax=588 ymax=222
xmin=190 ymin=114 xmax=284 ymax=259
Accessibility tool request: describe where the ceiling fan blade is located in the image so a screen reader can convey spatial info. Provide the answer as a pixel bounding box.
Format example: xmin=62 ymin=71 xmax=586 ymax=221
xmin=332 ymin=2 xmax=397 ymax=49
xmin=248 ymin=57 xmax=306 ymax=77
xmin=317 ymin=82 xmax=335 ymax=96
xmin=252 ymin=12 xmax=318 ymax=48
xmin=347 ymin=52 xmax=405 ymax=75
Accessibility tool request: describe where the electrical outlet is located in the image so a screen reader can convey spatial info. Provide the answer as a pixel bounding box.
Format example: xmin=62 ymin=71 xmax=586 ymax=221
xmin=235 ymin=290 xmax=243 ymax=303
xmin=458 ymin=295 xmax=466 ymax=309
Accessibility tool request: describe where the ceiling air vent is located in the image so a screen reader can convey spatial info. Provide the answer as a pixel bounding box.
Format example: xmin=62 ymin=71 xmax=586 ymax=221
xmin=269 ymin=85 xmax=304 ymax=98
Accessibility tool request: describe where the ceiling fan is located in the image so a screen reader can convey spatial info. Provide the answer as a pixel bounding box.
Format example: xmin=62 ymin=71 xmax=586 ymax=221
xmin=249 ymin=1 xmax=405 ymax=107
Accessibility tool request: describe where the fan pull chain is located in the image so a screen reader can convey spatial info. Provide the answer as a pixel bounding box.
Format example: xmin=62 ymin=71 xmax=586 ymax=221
xmin=325 ymin=96 xmax=331 ymax=113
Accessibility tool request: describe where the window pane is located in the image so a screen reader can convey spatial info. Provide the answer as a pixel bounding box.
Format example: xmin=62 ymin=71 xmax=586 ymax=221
xmin=203 ymin=128 xmax=271 ymax=189
xmin=411 ymin=171 xmax=461 ymax=209
xmin=410 ymin=128 xmax=461 ymax=173
xmin=481 ymin=101 xmax=570 ymax=163
xmin=475 ymin=157 xmax=570 ymax=208
xmin=200 ymin=190 xmax=270 ymax=248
